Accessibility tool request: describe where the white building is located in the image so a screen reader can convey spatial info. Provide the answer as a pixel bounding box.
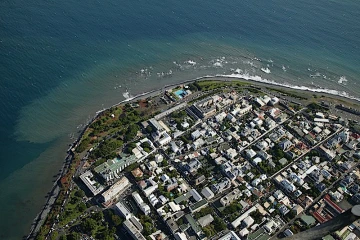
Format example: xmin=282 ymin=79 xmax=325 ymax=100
xmin=264 ymin=219 xmax=279 ymax=233
xmin=215 ymin=112 xmax=227 ymax=122
xmin=158 ymin=132 xmax=172 ymax=146
xmin=191 ymin=130 xmax=201 ymax=140
xmin=190 ymin=189 xmax=203 ymax=202
xmin=198 ymin=214 xmax=214 ymax=227
xmin=132 ymin=192 xmax=151 ymax=215
xmin=101 ymin=176 xmax=130 ymax=203
xmin=281 ymin=179 xmax=296 ymax=192
xmin=243 ymin=216 xmax=255 ymax=228
xmin=253 ymin=157 xmax=262 ymax=165
xmin=220 ymin=188 xmax=241 ymax=206
xmin=226 ymin=148 xmax=238 ymax=160
xmin=239 ymin=228 xmax=249 ymax=237
xmin=114 ymin=202 xmax=132 ymax=220
xmin=143 ymin=178 xmax=159 ymax=197
xmin=79 ymin=171 xmax=104 ymax=196
xmin=231 ymin=206 xmax=257 ymax=229
xmin=155 ymin=154 xmax=164 ymax=163
xmin=238 ymin=105 xmax=252 ymax=115
xmin=218 ymin=231 xmax=241 ymax=240
xmin=174 ymin=232 xmax=188 ymax=240
xmin=201 ymin=187 xmax=215 ymax=200
xmin=246 ymin=149 xmax=257 ymax=159
xmin=123 ymin=219 xmax=146 ymax=240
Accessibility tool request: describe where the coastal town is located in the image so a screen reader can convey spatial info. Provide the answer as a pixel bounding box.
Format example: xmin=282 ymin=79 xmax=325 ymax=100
xmin=33 ymin=79 xmax=360 ymax=240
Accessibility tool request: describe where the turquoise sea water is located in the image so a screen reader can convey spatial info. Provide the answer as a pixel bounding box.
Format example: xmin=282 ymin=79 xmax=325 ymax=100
xmin=0 ymin=0 xmax=360 ymax=238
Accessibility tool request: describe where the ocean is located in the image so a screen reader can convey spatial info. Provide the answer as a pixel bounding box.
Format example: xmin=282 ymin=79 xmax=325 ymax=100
xmin=0 ymin=0 xmax=359 ymax=238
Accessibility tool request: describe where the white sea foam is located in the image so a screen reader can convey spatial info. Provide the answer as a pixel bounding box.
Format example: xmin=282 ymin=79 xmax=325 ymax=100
xmin=243 ymin=60 xmax=255 ymax=67
xmin=261 ymin=67 xmax=271 ymax=74
xmin=122 ymin=90 xmax=132 ymax=99
xmin=186 ymin=60 xmax=197 ymax=66
xmin=173 ymin=61 xmax=185 ymax=70
xmin=234 ymin=68 xmax=243 ymax=74
xmin=338 ymin=76 xmax=348 ymax=85
xmin=157 ymin=69 xmax=173 ymax=78
xmin=213 ymin=62 xmax=223 ymax=67
xmin=211 ymin=57 xmax=227 ymax=68
xmin=217 ymin=73 xmax=360 ymax=102
xmin=310 ymin=72 xmax=321 ymax=78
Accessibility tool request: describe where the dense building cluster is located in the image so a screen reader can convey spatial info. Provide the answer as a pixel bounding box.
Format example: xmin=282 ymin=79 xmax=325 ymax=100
xmin=73 ymin=85 xmax=360 ymax=240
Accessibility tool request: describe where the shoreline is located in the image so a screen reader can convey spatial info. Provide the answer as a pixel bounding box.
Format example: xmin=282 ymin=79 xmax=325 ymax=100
xmin=110 ymin=75 xmax=360 ymax=113
xmin=28 ymin=75 xmax=360 ymax=239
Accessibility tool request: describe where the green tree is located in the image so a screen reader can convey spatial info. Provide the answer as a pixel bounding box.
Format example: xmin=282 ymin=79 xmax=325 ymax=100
xmin=223 ymin=203 xmax=242 ymax=215
xmin=111 ymin=214 xmax=123 ymax=226
xmin=93 ymin=140 xmax=123 ymax=159
xmin=70 ymin=196 xmax=80 ymax=205
xmin=141 ymin=141 xmax=151 ymax=149
xmin=81 ymin=218 xmax=97 ymax=235
xmin=188 ymin=83 xmax=198 ymax=91
xmin=146 ymin=125 xmax=154 ymax=133
xmin=78 ymin=202 xmax=86 ymax=212
xmin=213 ymin=217 xmax=226 ymax=232
xmin=97 ymin=227 xmax=115 ymax=240
xmin=59 ymin=235 xmax=67 ymax=240
xmin=161 ymin=160 xmax=169 ymax=167
xmin=250 ymin=210 xmax=263 ymax=222
xmin=194 ymin=207 xmax=213 ymax=219
xmin=143 ymin=222 xmax=154 ymax=236
xmin=67 ymin=232 xmax=80 ymax=240
xmin=35 ymin=235 xmax=45 ymax=240
xmin=124 ymin=124 xmax=140 ymax=142
xmin=92 ymin=211 xmax=104 ymax=221
xmin=76 ymin=138 xmax=91 ymax=153
xmin=75 ymin=190 xmax=85 ymax=198
xmin=203 ymin=226 xmax=213 ymax=237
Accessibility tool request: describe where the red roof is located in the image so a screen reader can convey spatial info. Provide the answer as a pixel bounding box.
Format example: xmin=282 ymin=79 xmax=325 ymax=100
xmin=351 ymin=133 xmax=360 ymax=139
xmin=324 ymin=194 xmax=344 ymax=214
xmin=312 ymin=211 xmax=326 ymax=223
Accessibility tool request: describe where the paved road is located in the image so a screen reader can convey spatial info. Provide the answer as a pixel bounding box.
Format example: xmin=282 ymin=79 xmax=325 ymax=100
xmin=269 ymin=126 xmax=344 ymax=179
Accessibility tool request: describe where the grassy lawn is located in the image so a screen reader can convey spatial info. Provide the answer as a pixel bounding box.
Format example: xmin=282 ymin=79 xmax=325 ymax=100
xmin=266 ymin=87 xmax=308 ymax=100
xmin=58 ymin=190 xmax=84 ymax=227
xmin=196 ymin=80 xmax=248 ymax=91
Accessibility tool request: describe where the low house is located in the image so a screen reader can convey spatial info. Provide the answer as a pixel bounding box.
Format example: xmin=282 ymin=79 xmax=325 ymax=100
xmin=279 ymin=139 xmax=293 ymax=152
xmin=211 ymin=179 xmax=231 ymax=194
xmin=201 ymin=187 xmax=215 ymax=200
xmin=245 ymin=149 xmax=257 ymax=159
xmin=197 ymin=214 xmax=214 ymax=227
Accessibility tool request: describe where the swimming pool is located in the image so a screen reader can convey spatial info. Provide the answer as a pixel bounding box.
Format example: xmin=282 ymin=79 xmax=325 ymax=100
xmin=175 ymin=89 xmax=186 ymax=99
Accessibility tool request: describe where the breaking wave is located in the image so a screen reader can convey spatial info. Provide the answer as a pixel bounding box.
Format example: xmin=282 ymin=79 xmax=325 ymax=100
xmin=122 ymin=90 xmax=132 ymax=99
xmin=218 ymin=73 xmax=360 ymax=102
xmin=338 ymin=76 xmax=348 ymax=85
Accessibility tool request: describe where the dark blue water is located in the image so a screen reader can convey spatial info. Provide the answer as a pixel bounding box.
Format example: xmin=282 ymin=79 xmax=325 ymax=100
xmin=1 ymin=0 xmax=360 ymax=238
